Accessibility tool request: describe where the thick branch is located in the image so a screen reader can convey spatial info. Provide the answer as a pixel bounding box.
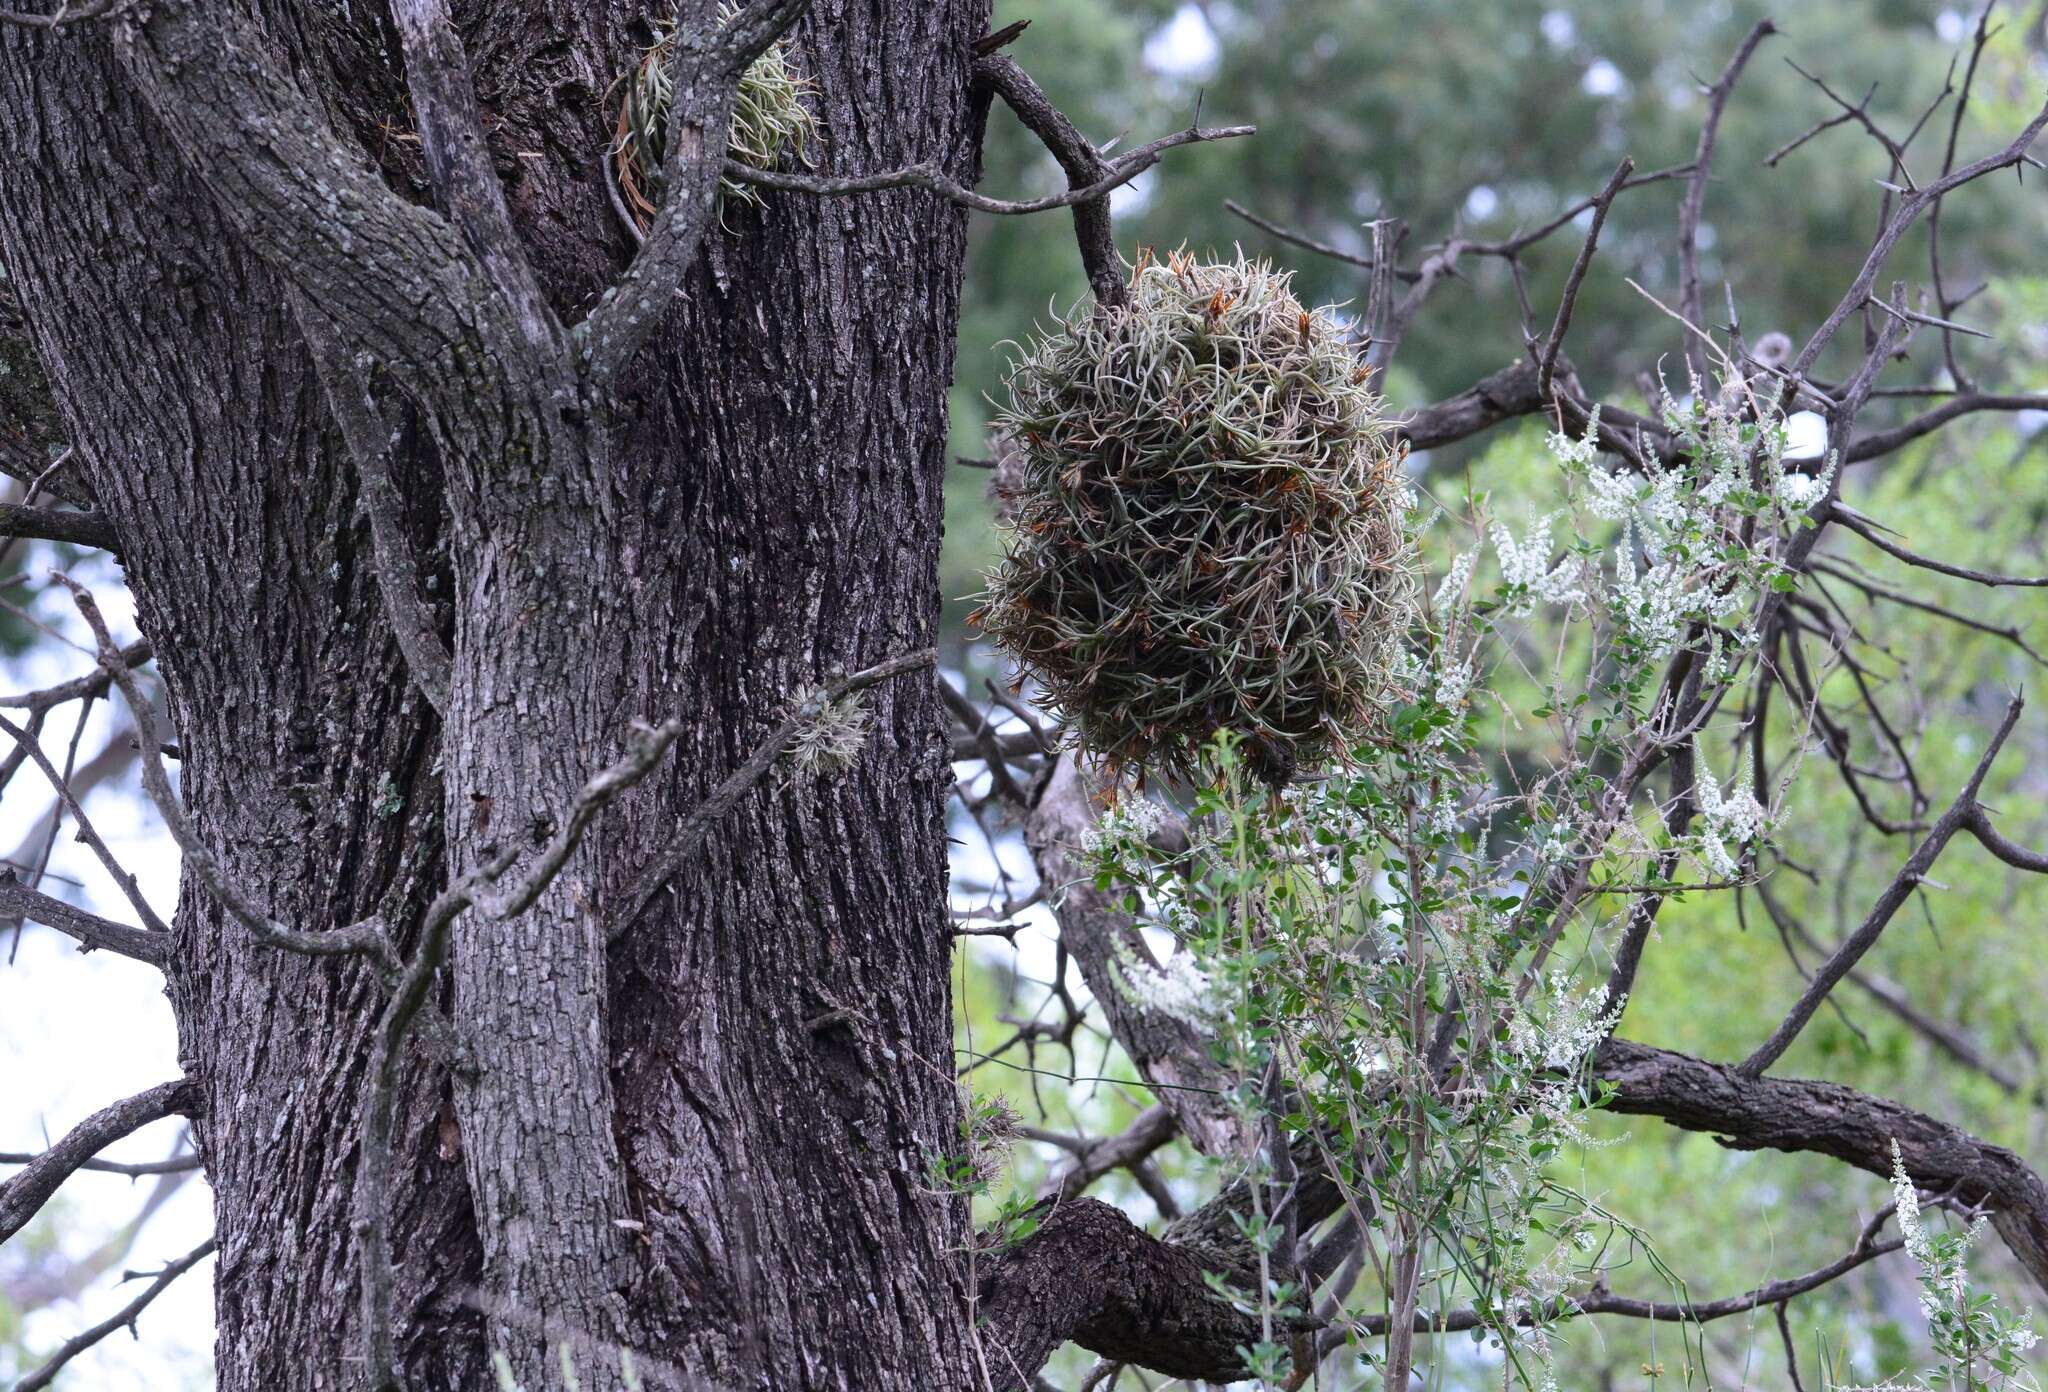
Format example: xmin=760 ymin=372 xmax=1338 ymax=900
xmin=0 ymin=501 xmax=117 ymax=553
xmin=977 ymin=55 xmax=1127 ymax=307
xmin=0 ymin=870 xmax=165 ymax=966
xmin=1596 ymin=1038 xmax=2048 ymax=1292
xmin=293 ymin=298 xmax=454 ymax=716
xmin=0 ymin=1079 xmax=194 ymax=1243
xmin=390 ymin=0 xmax=558 ymax=357
xmin=1022 ymin=754 xmax=1250 ymax=1156
xmin=980 ymin=1198 xmax=1304 ymax=1390
xmin=113 ymin=0 xmax=516 ymax=397
xmin=577 ymin=0 xmax=811 ymax=383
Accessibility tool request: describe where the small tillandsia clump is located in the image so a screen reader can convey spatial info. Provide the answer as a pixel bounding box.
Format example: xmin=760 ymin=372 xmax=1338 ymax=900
xmin=974 ymin=250 xmax=1416 ymax=787
xmin=612 ymin=3 xmax=819 ymax=233
xmin=782 ymin=685 xmax=870 ymax=776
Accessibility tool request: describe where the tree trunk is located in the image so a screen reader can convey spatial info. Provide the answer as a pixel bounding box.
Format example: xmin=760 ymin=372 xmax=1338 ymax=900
xmin=0 ymin=2 xmax=988 ymax=1387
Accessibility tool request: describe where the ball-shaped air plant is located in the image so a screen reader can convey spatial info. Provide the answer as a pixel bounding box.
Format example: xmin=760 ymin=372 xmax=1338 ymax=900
xmin=613 ymin=4 xmax=818 ymax=233
xmin=975 ymin=251 xmax=1415 ymax=787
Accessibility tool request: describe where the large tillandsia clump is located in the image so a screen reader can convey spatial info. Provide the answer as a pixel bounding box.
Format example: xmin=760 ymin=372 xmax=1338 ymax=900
xmin=612 ymin=3 xmax=819 ymax=233
xmin=975 ymin=251 xmax=1415 ymax=786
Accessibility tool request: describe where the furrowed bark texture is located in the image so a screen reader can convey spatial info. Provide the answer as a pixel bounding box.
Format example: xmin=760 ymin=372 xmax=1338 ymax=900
xmin=0 ymin=2 xmax=988 ymax=1387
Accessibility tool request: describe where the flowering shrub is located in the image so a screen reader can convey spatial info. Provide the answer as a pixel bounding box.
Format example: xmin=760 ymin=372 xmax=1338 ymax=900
xmin=1072 ymin=376 xmax=1890 ymax=1387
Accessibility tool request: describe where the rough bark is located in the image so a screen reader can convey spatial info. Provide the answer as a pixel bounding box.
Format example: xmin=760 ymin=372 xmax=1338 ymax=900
xmin=0 ymin=2 xmax=988 ymax=1388
xmin=1596 ymin=1038 xmax=2048 ymax=1295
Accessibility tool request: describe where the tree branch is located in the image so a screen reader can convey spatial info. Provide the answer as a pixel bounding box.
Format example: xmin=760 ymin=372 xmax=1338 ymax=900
xmin=1740 ymin=693 xmax=2024 ymax=1076
xmin=616 ymin=647 xmax=936 ymax=935
xmin=12 ymin=1237 xmax=216 ymax=1392
xmin=55 ymin=574 xmax=397 ymax=965
xmin=718 ymin=121 xmax=1256 ymax=217
xmin=1844 ymin=391 xmax=2048 ymax=463
xmin=980 ymin=1197 xmax=1311 ymax=1390
xmin=1021 ymin=754 xmax=1250 ymax=1157
xmin=113 ymin=0 xmax=518 ymax=398
xmin=975 ymin=54 xmax=1128 ymax=307
xmin=0 ymin=870 xmax=165 ymax=966
xmin=1597 ymin=1037 xmax=2048 ymax=1293
xmin=1538 ymin=157 xmax=1633 ymax=402
xmin=1786 ymin=92 xmax=2048 ymax=387
xmin=1679 ymin=20 xmax=1776 ymax=381
xmin=293 ymin=298 xmax=454 ymax=716
xmin=0 ymin=1079 xmax=194 ymax=1244
xmin=0 ymin=501 xmax=118 ymax=553
xmin=576 ymin=0 xmax=812 ymax=384
xmin=1828 ymin=501 xmax=2048 ymax=586
xmin=390 ymin=0 xmax=558 ymax=358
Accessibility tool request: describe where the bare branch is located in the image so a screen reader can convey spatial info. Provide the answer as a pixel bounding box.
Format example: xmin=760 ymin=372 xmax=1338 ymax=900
xmin=1679 ymin=20 xmax=1778 ymax=381
xmin=1829 ymin=501 xmax=2048 ymax=586
xmin=1845 ymin=390 xmax=2048 ymax=463
xmin=54 ymin=574 xmax=396 ymax=965
xmin=617 ymin=647 xmax=936 ymax=935
xmin=293 ymin=297 xmax=454 ymax=716
xmin=1337 ymin=1209 xmax=1901 ymax=1335
xmin=0 ymin=1079 xmax=194 ymax=1243
xmin=1042 ymin=1105 xmax=1178 ymax=1205
xmin=576 ymin=0 xmax=813 ymax=384
xmin=0 ymin=640 xmax=149 ymax=712
xmin=1539 ymin=157 xmax=1634 ymax=402
xmin=0 ymin=1147 xmax=198 ymax=1178
xmin=0 ymin=0 xmax=129 ymax=29
xmin=977 ymin=55 xmax=1128 ymax=307
xmin=1966 ymin=804 xmax=2048 ymax=872
xmin=0 ymin=501 xmax=118 ymax=553
xmin=719 ymin=122 xmax=1256 ymax=217
xmin=0 ymin=871 xmax=165 ymax=966
xmin=12 ymin=1237 xmax=216 ymax=1392
xmin=1740 ymin=693 xmax=2024 ymax=1076
xmin=1022 ymin=754 xmax=1249 ymax=1157
xmin=0 ymin=705 xmax=170 ymax=938
xmin=1786 ymin=93 xmax=2048 ymax=387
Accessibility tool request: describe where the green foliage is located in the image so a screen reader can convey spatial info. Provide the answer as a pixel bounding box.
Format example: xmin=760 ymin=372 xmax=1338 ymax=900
xmin=976 ymin=253 xmax=1414 ymax=784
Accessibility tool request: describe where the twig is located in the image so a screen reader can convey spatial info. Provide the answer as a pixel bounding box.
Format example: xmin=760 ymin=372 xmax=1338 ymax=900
xmin=720 ymin=122 xmax=1256 ymax=217
xmin=54 ymin=573 xmax=399 ymax=966
xmin=13 ymin=1237 xmax=217 ymax=1392
xmin=1829 ymin=502 xmax=2048 ymax=586
xmin=1739 ymin=693 xmax=2025 ymax=1076
xmin=616 ymin=648 xmax=936 ymax=935
xmin=1680 ymin=20 xmax=1777 ymax=381
xmin=0 ymin=871 xmax=166 ymax=966
xmin=1538 ymin=157 xmax=1633 ymax=403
